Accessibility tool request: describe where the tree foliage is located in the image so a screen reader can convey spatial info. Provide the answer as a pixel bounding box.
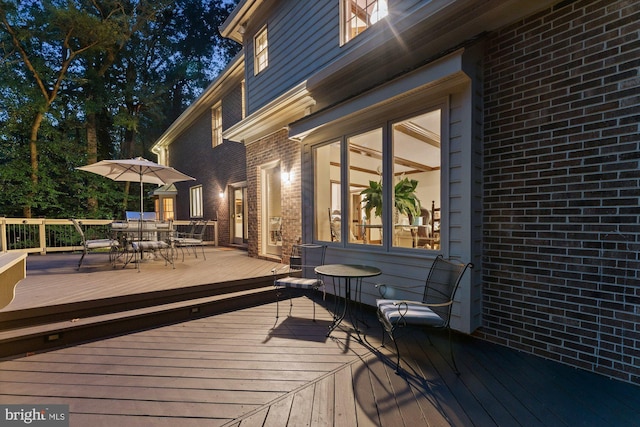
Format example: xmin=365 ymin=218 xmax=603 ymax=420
xmin=0 ymin=0 xmax=240 ymax=218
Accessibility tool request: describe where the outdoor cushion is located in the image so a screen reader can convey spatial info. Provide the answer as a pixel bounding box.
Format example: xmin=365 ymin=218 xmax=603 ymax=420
xmin=174 ymin=237 xmax=201 ymax=245
xmin=86 ymin=239 xmax=118 ymax=249
xmin=275 ymin=277 xmax=322 ymax=289
xmin=132 ymin=241 xmax=169 ymax=251
xmin=376 ymin=299 xmax=445 ymax=327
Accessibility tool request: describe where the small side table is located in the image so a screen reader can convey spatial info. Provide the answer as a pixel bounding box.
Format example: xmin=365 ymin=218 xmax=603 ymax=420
xmin=315 ymin=264 xmax=381 ymax=337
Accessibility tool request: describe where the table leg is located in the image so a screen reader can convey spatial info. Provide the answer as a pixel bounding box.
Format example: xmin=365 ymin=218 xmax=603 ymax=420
xmin=327 ymin=277 xmax=364 ymax=339
xmin=327 ymin=277 xmax=348 ymax=336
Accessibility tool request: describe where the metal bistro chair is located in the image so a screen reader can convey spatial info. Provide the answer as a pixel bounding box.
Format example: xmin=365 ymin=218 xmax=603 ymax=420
xmin=70 ymin=218 xmax=119 ymax=270
xmin=376 ymin=255 xmax=473 ymax=374
xmin=173 ymin=219 xmax=208 ymax=261
xmin=273 ymin=243 xmax=327 ymax=322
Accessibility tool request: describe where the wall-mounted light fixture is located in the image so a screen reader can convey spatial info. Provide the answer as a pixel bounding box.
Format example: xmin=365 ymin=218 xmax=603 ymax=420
xmin=219 ymin=191 xmax=225 ymax=199
xmin=281 ymin=171 xmax=292 ymax=184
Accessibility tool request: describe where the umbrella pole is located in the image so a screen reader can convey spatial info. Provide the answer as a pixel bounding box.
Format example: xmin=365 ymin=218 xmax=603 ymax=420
xmin=137 ymin=174 xmax=144 ymax=268
xmin=140 ymin=174 xmax=144 ymax=220
xmin=139 ymin=174 xmax=144 ymax=244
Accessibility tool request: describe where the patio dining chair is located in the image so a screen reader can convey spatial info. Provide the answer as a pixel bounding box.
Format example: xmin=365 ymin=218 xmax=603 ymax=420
xmin=273 ymin=243 xmax=327 ymax=321
xmin=173 ymin=220 xmax=208 ymax=261
xmin=376 ymin=254 xmax=473 ymax=374
xmin=70 ymin=218 xmax=119 ymax=270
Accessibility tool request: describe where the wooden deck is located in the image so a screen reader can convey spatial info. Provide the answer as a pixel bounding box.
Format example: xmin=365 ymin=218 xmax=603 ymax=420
xmin=0 ymin=249 xmax=639 ymax=426
xmin=1 ymin=247 xmax=281 ymax=313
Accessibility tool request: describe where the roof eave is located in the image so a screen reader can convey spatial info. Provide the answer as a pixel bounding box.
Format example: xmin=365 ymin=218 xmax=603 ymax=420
xmin=151 ymin=53 xmax=244 ymax=154
xmin=219 ymin=0 xmax=266 ymax=44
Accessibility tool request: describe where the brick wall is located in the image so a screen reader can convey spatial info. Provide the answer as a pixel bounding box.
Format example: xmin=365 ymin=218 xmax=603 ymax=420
xmin=169 ymin=82 xmax=246 ymax=246
xmin=210 ymin=140 xmax=247 ymax=246
xmin=246 ymin=129 xmax=302 ymax=260
xmin=479 ymin=0 xmax=640 ymax=384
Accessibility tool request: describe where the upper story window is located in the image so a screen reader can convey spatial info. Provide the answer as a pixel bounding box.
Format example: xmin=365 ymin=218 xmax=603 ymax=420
xmin=341 ymin=0 xmax=388 ymax=45
xmin=241 ymin=80 xmax=246 ymax=118
xmin=212 ymin=104 xmax=222 ymax=147
xmin=190 ymin=185 xmax=203 ymax=218
xmin=254 ymin=26 xmax=268 ymax=75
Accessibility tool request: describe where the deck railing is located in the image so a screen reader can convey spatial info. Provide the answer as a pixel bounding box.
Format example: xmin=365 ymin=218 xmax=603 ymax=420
xmin=0 ymin=218 xmax=217 ymax=254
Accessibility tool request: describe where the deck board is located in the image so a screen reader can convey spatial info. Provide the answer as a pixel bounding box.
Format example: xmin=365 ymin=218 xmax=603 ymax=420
xmin=2 ymin=248 xmax=281 ymax=313
xmin=1 ymin=250 xmax=639 ymax=426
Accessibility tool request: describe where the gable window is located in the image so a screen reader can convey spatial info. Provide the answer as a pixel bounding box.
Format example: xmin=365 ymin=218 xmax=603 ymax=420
xmin=254 ymin=26 xmax=268 ymax=75
xmin=212 ymin=104 xmax=222 ymax=147
xmin=341 ymin=0 xmax=388 ymax=45
xmin=190 ymin=185 xmax=203 ymax=218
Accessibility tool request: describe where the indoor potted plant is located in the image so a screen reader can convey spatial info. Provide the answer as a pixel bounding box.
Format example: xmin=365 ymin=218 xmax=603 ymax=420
xmin=360 ymin=177 xmax=421 ymax=221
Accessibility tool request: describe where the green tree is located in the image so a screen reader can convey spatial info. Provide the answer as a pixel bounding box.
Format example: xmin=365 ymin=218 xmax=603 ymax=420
xmin=0 ymin=0 xmax=127 ymax=217
xmin=0 ymin=0 xmax=240 ymax=219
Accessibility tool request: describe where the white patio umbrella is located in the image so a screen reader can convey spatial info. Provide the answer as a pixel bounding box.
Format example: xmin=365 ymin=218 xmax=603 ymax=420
xmin=77 ymin=157 xmax=195 ymax=219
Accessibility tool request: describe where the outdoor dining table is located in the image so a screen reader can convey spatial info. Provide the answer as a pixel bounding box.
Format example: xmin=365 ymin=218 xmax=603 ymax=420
xmin=314 ymin=264 xmax=381 ymax=337
xmin=111 ymin=221 xmax=175 ymax=270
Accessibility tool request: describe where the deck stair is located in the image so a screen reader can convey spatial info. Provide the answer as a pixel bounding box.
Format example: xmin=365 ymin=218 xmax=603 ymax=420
xmin=0 ymin=278 xmax=277 ymax=359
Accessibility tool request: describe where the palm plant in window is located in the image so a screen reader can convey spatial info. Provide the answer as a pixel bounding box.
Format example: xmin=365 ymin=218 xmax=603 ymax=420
xmin=361 ymin=177 xmax=421 ymax=220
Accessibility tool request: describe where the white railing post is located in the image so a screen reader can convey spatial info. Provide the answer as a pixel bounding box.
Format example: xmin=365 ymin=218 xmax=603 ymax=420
xmin=0 ymin=217 xmax=6 ymax=253
xmin=38 ymin=218 xmax=47 ymax=254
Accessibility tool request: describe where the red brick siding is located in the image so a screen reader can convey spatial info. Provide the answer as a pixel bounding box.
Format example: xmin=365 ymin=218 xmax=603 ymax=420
xmin=246 ymin=129 xmax=302 ymax=260
xmin=480 ymin=0 xmax=640 ymax=384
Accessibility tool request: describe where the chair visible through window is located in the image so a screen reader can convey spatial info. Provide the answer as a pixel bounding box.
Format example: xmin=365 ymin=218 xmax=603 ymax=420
xmin=273 ymin=243 xmax=327 ymax=321
xmin=376 ymin=254 xmax=473 ymax=374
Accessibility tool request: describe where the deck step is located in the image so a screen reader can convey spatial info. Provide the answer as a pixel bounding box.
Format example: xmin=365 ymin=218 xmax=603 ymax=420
xmin=0 ymin=285 xmax=278 ymax=359
xmin=0 ymin=275 xmax=277 ymax=331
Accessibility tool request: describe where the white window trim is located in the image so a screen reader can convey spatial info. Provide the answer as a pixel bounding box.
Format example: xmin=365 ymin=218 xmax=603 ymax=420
xmin=340 ymin=0 xmax=388 ymax=46
xmin=254 ymin=26 xmax=268 ymax=75
xmin=241 ymin=80 xmax=246 ymax=119
xmin=190 ymin=185 xmax=203 ymax=218
xmin=212 ymin=104 xmax=222 ymax=147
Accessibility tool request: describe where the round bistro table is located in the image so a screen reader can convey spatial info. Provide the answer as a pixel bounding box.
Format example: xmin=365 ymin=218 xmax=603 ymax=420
xmin=315 ymin=264 xmax=381 ymax=337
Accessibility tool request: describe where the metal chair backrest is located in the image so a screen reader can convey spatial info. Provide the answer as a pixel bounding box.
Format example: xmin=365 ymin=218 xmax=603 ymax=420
xmin=184 ymin=220 xmax=198 ymax=237
xmin=293 ymin=243 xmax=327 ymax=278
xmin=193 ymin=220 xmax=209 ymax=239
xmin=70 ymin=219 xmax=86 ymax=245
xmin=422 ymin=255 xmax=473 ymax=326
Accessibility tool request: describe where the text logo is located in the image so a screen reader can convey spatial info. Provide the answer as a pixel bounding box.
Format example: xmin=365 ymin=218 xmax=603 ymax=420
xmin=1 ymin=405 xmax=68 ymax=426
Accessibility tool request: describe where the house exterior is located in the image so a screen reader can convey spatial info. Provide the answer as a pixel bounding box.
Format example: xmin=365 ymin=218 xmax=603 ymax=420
xmin=156 ymin=0 xmax=639 ymax=386
xmin=151 ymin=54 xmax=249 ymax=248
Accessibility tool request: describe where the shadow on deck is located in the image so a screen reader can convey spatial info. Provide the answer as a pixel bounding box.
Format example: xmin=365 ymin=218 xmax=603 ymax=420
xmin=0 ymin=249 xmax=638 ymax=426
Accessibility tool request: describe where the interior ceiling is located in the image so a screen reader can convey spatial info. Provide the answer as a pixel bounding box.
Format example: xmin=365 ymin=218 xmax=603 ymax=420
xmin=348 ymin=110 xmax=441 ymax=176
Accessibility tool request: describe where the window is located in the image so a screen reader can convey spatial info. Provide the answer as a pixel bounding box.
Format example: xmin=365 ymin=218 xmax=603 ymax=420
xmin=241 ymin=80 xmax=246 ymax=118
xmin=392 ymin=110 xmax=441 ymax=249
xmin=212 ymin=104 xmax=222 ymax=147
xmin=314 ymin=141 xmax=342 ymax=242
xmin=162 ymin=198 xmax=175 ymax=221
xmin=190 ymin=185 xmax=203 ymax=218
xmin=341 ymin=0 xmax=388 ymax=44
xmin=314 ymin=108 xmax=442 ymax=251
xmin=254 ymin=26 xmax=268 ymax=74
xmin=350 ymin=128 xmax=383 ymax=245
